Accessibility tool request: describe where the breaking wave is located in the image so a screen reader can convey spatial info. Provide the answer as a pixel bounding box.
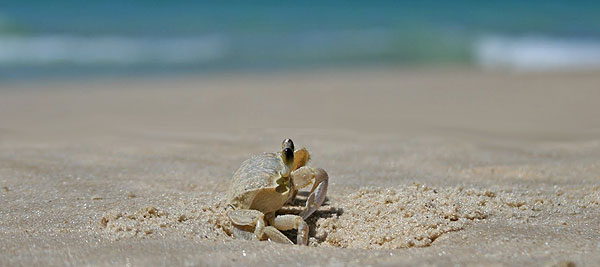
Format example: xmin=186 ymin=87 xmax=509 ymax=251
xmin=475 ymin=35 xmax=600 ymax=71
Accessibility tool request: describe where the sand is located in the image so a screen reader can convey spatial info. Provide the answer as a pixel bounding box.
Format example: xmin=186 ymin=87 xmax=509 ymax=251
xmin=1 ymin=68 xmax=599 ymax=266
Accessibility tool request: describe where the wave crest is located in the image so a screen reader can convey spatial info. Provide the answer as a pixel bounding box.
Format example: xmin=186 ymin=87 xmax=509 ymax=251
xmin=0 ymin=35 xmax=226 ymax=65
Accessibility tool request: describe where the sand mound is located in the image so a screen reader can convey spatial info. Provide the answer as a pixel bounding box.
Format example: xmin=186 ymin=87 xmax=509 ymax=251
xmin=313 ymin=185 xmax=491 ymax=249
xmin=99 ymin=184 xmax=599 ymax=249
xmin=100 ymin=193 xmax=233 ymax=241
xmin=313 ymin=184 xmax=598 ymax=249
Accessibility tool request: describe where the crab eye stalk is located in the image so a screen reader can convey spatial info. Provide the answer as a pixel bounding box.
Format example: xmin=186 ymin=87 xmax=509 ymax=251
xmin=282 ymin=147 xmax=294 ymax=166
xmin=280 ymin=139 xmax=295 ymax=175
xmin=282 ymin=138 xmax=294 ymax=151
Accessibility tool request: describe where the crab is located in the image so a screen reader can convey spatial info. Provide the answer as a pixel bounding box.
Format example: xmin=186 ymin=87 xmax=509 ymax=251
xmin=226 ymin=138 xmax=329 ymax=245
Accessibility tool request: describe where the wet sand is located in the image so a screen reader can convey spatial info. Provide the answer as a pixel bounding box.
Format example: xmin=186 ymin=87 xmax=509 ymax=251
xmin=1 ymin=69 xmax=599 ymax=266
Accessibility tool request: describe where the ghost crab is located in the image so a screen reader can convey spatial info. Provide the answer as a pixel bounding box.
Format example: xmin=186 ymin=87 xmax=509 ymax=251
xmin=226 ymin=139 xmax=328 ymax=245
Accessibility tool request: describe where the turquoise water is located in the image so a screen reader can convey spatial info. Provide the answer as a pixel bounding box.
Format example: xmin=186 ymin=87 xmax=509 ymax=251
xmin=1 ymin=1 xmax=600 ymax=80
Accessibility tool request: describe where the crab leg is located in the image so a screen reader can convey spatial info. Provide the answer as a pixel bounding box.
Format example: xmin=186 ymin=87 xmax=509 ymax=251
xmin=228 ymin=209 xmax=293 ymax=244
xmin=268 ymin=214 xmax=309 ymax=245
xmin=227 ymin=209 xmax=266 ymax=240
xmin=263 ymin=226 xmax=294 ymax=244
xmin=292 ymin=167 xmax=329 ymax=220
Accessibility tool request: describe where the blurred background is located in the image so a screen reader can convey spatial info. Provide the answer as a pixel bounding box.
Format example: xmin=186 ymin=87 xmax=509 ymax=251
xmin=1 ymin=1 xmax=600 ymax=82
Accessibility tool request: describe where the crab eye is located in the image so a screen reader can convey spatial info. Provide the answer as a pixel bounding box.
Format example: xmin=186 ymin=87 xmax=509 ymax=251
xmin=282 ymin=147 xmax=294 ymax=165
xmin=282 ymin=138 xmax=294 ymax=151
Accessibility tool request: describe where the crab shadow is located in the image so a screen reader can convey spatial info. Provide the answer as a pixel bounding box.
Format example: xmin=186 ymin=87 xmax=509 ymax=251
xmin=277 ymin=191 xmax=343 ymax=244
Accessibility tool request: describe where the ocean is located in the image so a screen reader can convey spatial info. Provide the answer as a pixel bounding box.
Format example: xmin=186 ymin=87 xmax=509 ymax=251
xmin=1 ymin=1 xmax=600 ymax=81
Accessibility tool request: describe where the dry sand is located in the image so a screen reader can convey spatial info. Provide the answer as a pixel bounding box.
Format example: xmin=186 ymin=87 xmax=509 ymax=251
xmin=1 ymin=69 xmax=599 ymax=266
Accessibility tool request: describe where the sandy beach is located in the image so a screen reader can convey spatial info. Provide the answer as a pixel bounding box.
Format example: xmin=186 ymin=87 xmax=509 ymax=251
xmin=1 ymin=68 xmax=599 ymax=266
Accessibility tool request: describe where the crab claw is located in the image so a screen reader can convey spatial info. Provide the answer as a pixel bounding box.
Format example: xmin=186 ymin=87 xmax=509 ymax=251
xmin=292 ymin=167 xmax=329 ymax=220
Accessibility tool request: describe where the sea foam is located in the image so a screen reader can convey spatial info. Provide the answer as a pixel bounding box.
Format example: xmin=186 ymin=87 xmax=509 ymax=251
xmin=475 ymin=35 xmax=600 ymax=71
